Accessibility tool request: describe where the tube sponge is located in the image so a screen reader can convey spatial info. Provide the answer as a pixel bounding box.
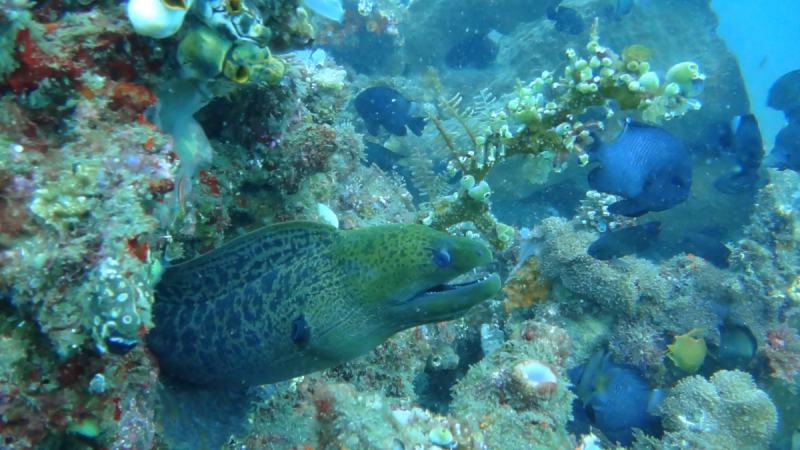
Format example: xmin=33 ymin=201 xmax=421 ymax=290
xmin=127 ymin=0 xmax=193 ymax=38
xmin=468 ymin=181 xmax=491 ymax=202
xmin=666 ymin=62 xmax=700 ymax=85
xmin=177 ymin=27 xmax=233 ymax=80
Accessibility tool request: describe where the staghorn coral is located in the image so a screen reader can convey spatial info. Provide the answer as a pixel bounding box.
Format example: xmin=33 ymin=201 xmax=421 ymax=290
xmin=642 ymin=370 xmax=778 ymax=450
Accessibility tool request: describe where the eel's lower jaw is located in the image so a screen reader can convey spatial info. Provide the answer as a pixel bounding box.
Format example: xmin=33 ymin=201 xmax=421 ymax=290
xmin=403 ymin=273 xmax=502 ymax=321
xmin=409 ymin=274 xmax=495 ymax=300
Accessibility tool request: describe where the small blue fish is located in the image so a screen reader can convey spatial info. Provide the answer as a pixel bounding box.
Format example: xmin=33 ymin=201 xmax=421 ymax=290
xmin=587 ymin=221 xmax=661 ymax=260
xmin=677 ymin=232 xmax=731 ymax=268
xmin=445 ymin=33 xmax=499 ymax=70
xmin=568 ymin=350 xmax=664 ymax=446
xmin=588 ymin=120 xmax=692 ymax=217
xmin=546 ymin=0 xmax=586 ymax=35
xmin=764 ymin=120 xmax=800 ymax=172
xmin=713 ymin=114 xmax=766 ymax=195
xmin=615 ymin=0 xmax=634 ymax=16
xmin=354 ymin=87 xmax=426 ymax=137
xmin=767 ymin=69 xmax=800 ymax=122
xmin=362 ymin=141 xmax=407 ymax=173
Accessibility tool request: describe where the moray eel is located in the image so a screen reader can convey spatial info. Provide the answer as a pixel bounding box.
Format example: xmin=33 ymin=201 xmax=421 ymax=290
xmin=146 ymin=221 xmax=501 ymax=388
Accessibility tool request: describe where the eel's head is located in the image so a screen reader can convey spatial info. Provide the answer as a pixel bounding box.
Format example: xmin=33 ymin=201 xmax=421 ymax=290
xmin=340 ymin=224 xmax=501 ymax=332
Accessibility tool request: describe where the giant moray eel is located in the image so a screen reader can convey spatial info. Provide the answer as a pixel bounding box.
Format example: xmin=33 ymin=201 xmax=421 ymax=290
xmin=146 ymin=221 xmax=501 ymax=388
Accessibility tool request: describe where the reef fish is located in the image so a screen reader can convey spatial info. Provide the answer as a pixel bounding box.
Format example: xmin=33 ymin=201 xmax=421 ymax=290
xmin=546 ymin=0 xmax=586 ymax=35
xmin=767 ymin=69 xmax=800 ymax=122
xmin=568 ymin=350 xmax=663 ymax=446
xmin=713 ymin=114 xmax=767 ymax=195
xmin=614 ymin=0 xmax=634 ymax=16
xmin=764 ymin=120 xmax=800 ymax=172
xmin=587 ymin=221 xmax=661 ymax=260
xmin=147 ymin=221 xmax=501 ymax=387
xmin=445 ymin=33 xmax=499 ymax=70
xmin=713 ymin=323 xmax=757 ymax=370
xmin=588 ymin=120 xmax=692 ymax=217
xmin=677 ymin=232 xmax=731 ymax=268
xmin=354 ymin=86 xmax=426 ymax=137
xmin=362 ymin=141 xmax=408 ymax=174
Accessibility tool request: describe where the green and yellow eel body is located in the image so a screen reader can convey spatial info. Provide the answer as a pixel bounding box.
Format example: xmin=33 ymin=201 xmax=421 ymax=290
xmin=146 ymin=221 xmax=501 ymax=388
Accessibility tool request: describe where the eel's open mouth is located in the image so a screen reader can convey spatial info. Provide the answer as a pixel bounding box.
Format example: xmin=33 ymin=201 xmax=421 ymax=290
xmin=409 ymin=274 xmax=497 ymax=301
xmin=402 ymin=272 xmax=502 ymax=322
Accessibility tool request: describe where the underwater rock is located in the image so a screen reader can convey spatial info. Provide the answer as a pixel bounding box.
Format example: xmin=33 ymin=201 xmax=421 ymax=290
xmin=451 ymin=321 xmax=574 ymax=447
xmin=445 ymin=33 xmax=499 ymax=70
xmin=311 ymin=381 xmax=489 ymax=449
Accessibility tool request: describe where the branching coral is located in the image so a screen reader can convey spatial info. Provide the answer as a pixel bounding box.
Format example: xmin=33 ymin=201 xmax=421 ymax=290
xmin=420 ymin=26 xmax=704 ymax=249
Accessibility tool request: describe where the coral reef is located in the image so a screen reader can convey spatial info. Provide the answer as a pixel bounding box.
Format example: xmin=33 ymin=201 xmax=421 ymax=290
xmin=416 ymin=29 xmax=705 ymax=250
xmin=0 ymin=0 xmax=369 ymax=446
xmin=639 ymin=370 xmax=778 ymax=449
xmin=0 ymin=0 xmax=795 ymax=447
xmin=450 ymin=321 xmax=575 ymax=448
xmin=521 ymin=215 xmax=788 ymax=383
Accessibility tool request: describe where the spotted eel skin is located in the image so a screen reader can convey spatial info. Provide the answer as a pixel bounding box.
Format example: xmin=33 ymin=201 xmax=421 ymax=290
xmin=146 ymin=221 xmax=501 ymax=388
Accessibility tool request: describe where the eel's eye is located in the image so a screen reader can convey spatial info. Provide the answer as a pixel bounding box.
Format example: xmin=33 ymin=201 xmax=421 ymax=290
xmin=432 ymin=249 xmax=451 ymax=268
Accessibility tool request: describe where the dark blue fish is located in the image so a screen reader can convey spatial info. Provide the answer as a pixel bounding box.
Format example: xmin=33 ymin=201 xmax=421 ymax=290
xmin=767 ymin=69 xmax=800 ymax=122
xmin=713 ymin=323 xmax=757 ymax=370
xmin=445 ymin=33 xmax=499 ymax=70
xmin=615 ymin=0 xmax=634 ymax=16
xmin=354 ymin=87 xmax=426 ymax=137
xmin=764 ymin=120 xmax=800 ymax=172
xmin=546 ymin=0 xmax=586 ymax=35
xmin=713 ymin=114 xmax=766 ymax=195
xmin=677 ymin=232 xmax=731 ymax=268
xmin=587 ymin=221 xmax=661 ymax=260
xmin=588 ymin=120 xmax=692 ymax=217
xmin=362 ymin=141 xmax=407 ymax=174
xmin=689 ymin=120 xmax=735 ymax=155
xmin=568 ymin=350 xmax=663 ymax=446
